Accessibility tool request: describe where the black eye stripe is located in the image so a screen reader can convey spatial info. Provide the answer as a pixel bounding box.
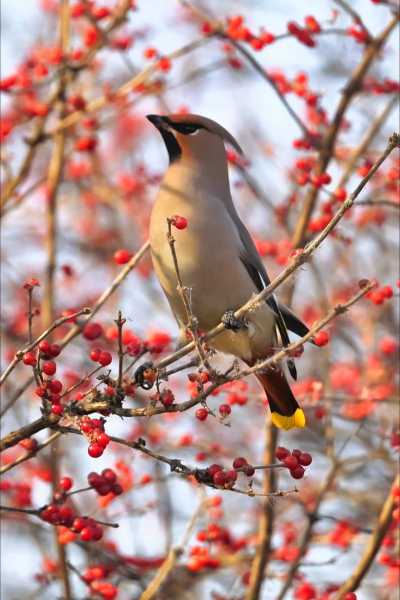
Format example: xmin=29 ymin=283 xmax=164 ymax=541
xmin=168 ymin=122 xmax=204 ymax=135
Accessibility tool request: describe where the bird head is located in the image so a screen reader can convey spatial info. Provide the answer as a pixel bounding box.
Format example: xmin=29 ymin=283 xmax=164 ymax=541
xmin=146 ymin=113 xmax=243 ymax=164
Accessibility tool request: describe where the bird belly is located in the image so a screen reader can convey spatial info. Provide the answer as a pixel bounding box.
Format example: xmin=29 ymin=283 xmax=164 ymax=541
xmin=149 ymin=191 xmax=276 ymax=361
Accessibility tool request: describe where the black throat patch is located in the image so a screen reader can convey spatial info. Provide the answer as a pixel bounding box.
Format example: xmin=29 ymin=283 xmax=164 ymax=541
xmin=159 ymin=128 xmax=181 ymax=163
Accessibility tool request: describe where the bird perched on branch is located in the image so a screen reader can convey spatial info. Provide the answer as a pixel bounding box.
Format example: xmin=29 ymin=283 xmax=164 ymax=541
xmin=147 ymin=113 xmax=311 ymax=430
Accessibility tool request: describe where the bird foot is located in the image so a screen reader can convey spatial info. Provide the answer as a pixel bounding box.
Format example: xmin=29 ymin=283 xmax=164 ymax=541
xmin=134 ymin=361 xmax=156 ymax=390
xmin=222 ymin=310 xmax=247 ymax=331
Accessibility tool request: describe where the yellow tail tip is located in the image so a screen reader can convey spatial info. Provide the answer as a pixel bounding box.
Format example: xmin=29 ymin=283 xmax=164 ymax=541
xmin=271 ymin=408 xmax=306 ymax=430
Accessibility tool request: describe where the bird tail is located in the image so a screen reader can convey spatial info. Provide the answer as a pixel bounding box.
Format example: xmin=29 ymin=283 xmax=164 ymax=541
xmin=255 ymin=368 xmax=306 ymax=430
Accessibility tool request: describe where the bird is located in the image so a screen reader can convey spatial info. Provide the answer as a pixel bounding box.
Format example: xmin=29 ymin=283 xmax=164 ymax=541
xmin=147 ymin=113 xmax=311 ymax=430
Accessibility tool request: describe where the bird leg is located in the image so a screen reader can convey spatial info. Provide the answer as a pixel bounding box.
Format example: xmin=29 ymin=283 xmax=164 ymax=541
xmin=221 ymin=310 xmax=247 ymax=331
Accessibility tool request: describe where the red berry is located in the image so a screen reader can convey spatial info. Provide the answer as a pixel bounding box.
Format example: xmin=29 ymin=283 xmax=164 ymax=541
xmin=334 ymin=187 xmax=347 ymax=202
xmin=283 ymin=455 xmax=299 ymax=470
xmin=161 ymin=389 xmax=174 ymax=407
xmin=48 ymin=380 xmax=63 ymax=394
xmin=232 ymin=457 xmax=247 ymax=469
xmin=88 ymin=443 xmax=104 ymax=458
xmin=114 ymin=249 xmax=132 ymax=265
xmin=196 ymin=408 xmax=208 ymax=421
xmin=225 ymin=469 xmax=238 ymax=483
xmin=72 ymin=517 xmax=86 ymax=532
xmin=213 ymin=470 xmax=227 ymax=486
xmin=88 ymin=472 xmax=102 ymax=487
xmin=112 ymin=483 xmax=123 ymax=495
xmin=83 ymin=322 xmax=103 ymax=340
xmin=344 ymin=593 xmax=357 ymax=600
xmin=379 ymin=337 xmax=398 ymax=355
xmin=96 ymin=483 xmax=112 ymax=496
xmin=59 ymin=477 xmax=73 ymax=492
xmin=207 ymin=464 xmax=223 ymax=477
xmin=97 ymin=433 xmax=110 ymax=447
xmin=50 ymin=344 xmax=61 ymax=357
xmin=219 ymin=404 xmax=231 ymax=417
xmin=158 ymin=56 xmax=171 ymax=72
xmin=52 ymin=404 xmax=64 ymax=415
xmin=38 ymin=340 xmax=52 ymax=355
xmin=381 ymin=285 xmax=393 ymax=299
xmin=23 ymin=352 xmax=37 ymax=366
xmin=42 ymin=361 xmax=57 ymax=376
xmin=81 ymin=526 xmax=94 ymax=541
xmin=298 ymin=452 xmax=312 ymax=466
xmin=98 ymin=351 xmax=112 ymax=366
xmin=101 ymin=468 xmax=116 ymax=484
xmin=290 ymin=465 xmax=305 ymax=479
xmin=91 ymin=525 xmax=103 ymax=541
xmin=244 ymin=464 xmax=255 ymax=477
xmin=314 ymin=330 xmax=330 ymax=347
xmin=171 ymin=215 xmax=188 ymax=230
xmin=276 ymin=446 xmax=290 ymax=461
xmin=90 ymin=348 xmax=101 ymax=362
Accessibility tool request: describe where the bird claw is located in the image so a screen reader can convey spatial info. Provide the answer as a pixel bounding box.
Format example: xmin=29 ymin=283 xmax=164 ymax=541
xmin=222 ymin=310 xmax=247 ymax=331
xmin=134 ymin=361 xmax=156 ymax=390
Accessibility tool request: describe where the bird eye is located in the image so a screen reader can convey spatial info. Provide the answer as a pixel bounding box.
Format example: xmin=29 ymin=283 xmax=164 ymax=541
xmin=170 ymin=123 xmax=201 ymax=136
xmin=183 ymin=125 xmax=200 ymax=135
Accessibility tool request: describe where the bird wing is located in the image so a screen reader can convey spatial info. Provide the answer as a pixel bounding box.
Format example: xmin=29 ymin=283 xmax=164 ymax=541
xmin=231 ymin=214 xmax=311 ymax=380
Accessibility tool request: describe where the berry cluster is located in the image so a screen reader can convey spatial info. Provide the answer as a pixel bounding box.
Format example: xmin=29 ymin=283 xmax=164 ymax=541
xmin=366 ymin=284 xmax=393 ymax=305
xmin=287 ymin=20 xmax=318 ymax=47
xmin=83 ymin=564 xmax=117 ymax=600
xmin=80 ymin=416 xmax=110 ymax=457
xmin=87 ymin=469 xmax=123 ymax=496
xmin=276 ymin=447 xmax=312 ymax=479
xmin=203 ymin=457 xmax=256 ymax=488
xmin=40 ymin=505 xmax=104 ymax=542
xmin=89 ymin=347 xmax=113 ymax=366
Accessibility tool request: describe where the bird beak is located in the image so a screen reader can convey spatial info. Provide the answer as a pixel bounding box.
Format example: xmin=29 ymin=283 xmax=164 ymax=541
xmin=146 ymin=114 xmax=168 ymax=130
